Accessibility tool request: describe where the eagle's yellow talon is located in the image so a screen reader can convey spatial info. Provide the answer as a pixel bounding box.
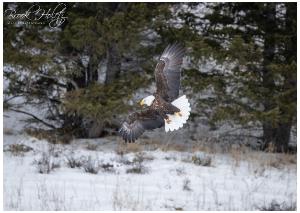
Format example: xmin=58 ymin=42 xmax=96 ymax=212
xmin=175 ymin=112 xmax=182 ymax=117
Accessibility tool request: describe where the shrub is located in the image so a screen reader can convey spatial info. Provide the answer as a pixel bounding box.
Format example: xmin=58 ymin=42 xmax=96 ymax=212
xmin=182 ymin=178 xmax=192 ymax=191
xmin=175 ymin=167 xmax=186 ymax=176
xmin=126 ymin=165 xmax=147 ymax=174
xmin=65 ymin=153 xmax=85 ymax=168
xmin=82 ymin=156 xmax=100 ymax=174
xmin=191 ymin=154 xmax=212 ymax=167
xmin=126 ymin=153 xmax=149 ymax=174
xmin=258 ymin=200 xmax=296 ymax=211
xmin=164 ymin=155 xmax=177 ymax=161
xmin=182 ymin=153 xmax=213 ymax=167
xmin=34 ymin=152 xmax=60 ymax=174
xmin=86 ymin=143 xmax=98 ymax=151
xmin=5 ymin=144 xmax=33 ymax=156
xmin=133 ymin=152 xmax=154 ymax=163
xmin=100 ymin=162 xmax=115 ymax=173
xmin=117 ymin=155 xmax=134 ymax=165
xmin=48 ymin=144 xmax=62 ymax=158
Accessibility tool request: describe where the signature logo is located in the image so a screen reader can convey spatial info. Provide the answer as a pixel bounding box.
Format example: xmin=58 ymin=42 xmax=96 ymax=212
xmin=4 ymin=3 xmax=68 ymax=28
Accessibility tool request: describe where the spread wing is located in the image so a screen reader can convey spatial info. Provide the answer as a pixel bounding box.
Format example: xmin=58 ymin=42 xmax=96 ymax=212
xmin=119 ymin=109 xmax=164 ymax=143
xmin=155 ymin=43 xmax=185 ymax=102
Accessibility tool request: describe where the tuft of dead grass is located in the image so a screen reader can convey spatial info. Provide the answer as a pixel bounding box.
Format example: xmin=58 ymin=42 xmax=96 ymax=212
xmin=116 ymin=142 xmax=142 ymax=155
xmin=25 ymin=128 xmax=73 ymax=144
xmin=4 ymin=128 xmax=14 ymax=135
xmin=140 ymin=138 xmax=188 ymax=152
xmin=4 ymin=144 xmax=33 ymax=156
xmin=227 ymin=145 xmax=297 ymax=175
xmin=228 ymin=144 xmax=247 ymax=167
xmin=34 ymin=152 xmax=60 ymax=174
xmin=182 ymin=178 xmax=192 ymax=191
xmin=257 ymin=200 xmax=296 ymax=211
xmin=82 ymin=156 xmax=99 ymax=174
xmin=182 ymin=153 xmax=213 ymax=167
xmin=86 ymin=143 xmax=98 ymax=151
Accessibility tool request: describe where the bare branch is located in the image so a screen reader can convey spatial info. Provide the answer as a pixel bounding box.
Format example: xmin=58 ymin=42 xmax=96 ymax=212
xmin=9 ymin=108 xmax=57 ymax=129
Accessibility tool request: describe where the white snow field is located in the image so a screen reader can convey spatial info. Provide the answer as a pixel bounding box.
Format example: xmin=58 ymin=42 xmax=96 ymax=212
xmin=3 ymin=110 xmax=297 ymax=211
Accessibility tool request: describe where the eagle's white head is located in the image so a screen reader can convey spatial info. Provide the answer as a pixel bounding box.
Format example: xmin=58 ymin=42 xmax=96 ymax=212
xmin=140 ymin=95 xmax=155 ymax=106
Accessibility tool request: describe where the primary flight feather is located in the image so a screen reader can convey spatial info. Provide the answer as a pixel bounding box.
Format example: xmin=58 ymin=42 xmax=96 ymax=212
xmin=119 ymin=43 xmax=191 ymax=143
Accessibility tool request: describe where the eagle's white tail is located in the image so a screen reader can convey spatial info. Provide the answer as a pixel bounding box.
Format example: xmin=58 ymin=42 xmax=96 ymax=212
xmin=165 ymin=95 xmax=191 ymax=132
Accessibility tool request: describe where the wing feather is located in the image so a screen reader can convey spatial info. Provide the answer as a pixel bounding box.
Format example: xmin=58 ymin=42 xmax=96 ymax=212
xmin=119 ymin=109 xmax=164 ymax=143
xmin=155 ymin=43 xmax=185 ymax=102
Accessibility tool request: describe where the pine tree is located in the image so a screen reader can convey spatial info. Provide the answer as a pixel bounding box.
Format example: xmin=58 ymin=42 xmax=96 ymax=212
xmin=185 ymin=3 xmax=296 ymax=152
xmin=4 ymin=2 xmax=176 ymax=137
xmin=59 ymin=3 xmax=173 ymax=137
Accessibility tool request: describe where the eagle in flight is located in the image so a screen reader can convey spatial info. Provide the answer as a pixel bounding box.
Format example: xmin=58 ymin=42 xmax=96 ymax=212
xmin=119 ymin=43 xmax=191 ymax=143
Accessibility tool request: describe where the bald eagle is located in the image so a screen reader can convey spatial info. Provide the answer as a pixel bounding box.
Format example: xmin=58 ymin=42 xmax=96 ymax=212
xmin=119 ymin=43 xmax=191 ymax=143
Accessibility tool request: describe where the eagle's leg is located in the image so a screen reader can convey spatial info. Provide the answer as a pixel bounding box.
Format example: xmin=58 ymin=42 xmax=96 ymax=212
xmin=158 ymin=109 xmax=172 ymax=124
xmin=166 ymin=103 xmax=181 ymax=117
xmin=165 ymin=118 xmax=171 ymax=124
xmin=163 ymin=114 xmax=172 ymax=124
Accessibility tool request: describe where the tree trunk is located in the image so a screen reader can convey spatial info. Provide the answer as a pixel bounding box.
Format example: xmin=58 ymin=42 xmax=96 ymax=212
xmin=274 ymin=120 xmax=292 ymax=152
xmin=105 ymin=42 xmax=121 ymax=84
xmin=262 ymin=3 xmax=296 ymax=153
xmin=87 ymin=54 xmax=99 ymax=85
xmin=261 ymin=3 xmax=277 ymax=151
xmin=273 ymin=3 xmax=297 ymax=153
xmin=84 ymin=42 xmax=121 ymax=137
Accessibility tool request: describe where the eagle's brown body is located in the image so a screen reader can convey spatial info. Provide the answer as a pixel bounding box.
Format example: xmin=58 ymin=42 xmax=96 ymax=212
xmin=119 ymin=43 xmax=186 ymax=142
xmin=151 ymin=94 xmax=180 ymax=120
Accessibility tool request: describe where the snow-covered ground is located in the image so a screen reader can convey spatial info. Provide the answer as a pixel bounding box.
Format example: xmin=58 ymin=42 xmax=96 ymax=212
xmin=3 ymin=110 xmax=297 ymax=210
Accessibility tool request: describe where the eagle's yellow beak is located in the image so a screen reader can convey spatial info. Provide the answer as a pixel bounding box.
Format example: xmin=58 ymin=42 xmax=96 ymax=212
xmin=140 ymin=99 xmax=145 ymax=106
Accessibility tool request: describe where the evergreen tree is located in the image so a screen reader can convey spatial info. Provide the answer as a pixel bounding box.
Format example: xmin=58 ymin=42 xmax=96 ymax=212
xmin=4 ymin=2 xmax=296 ymax=151
xmin=4 ymin=3 xmax=70 ymax=128
xmin=185 ymin=3 xmax=296 ymax=152
xmin=4 ymin=2 xmax=175 ymax=137
xmin=59 ymin=3 xmax=173 ymax=137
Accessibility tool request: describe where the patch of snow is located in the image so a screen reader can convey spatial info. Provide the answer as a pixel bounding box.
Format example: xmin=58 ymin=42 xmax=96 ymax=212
xmin=3 ymin=134 xmax=296 ymax=210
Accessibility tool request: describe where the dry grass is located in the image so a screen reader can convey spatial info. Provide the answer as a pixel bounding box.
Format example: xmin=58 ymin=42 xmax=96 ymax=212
xmin=139 ymin=138 xmax=188 ymax=152
xmin=228 ymin=144 xmax=247 ymax=167
xmin=34 ymin=152 xmax=61 ymax=174
xmin=25 ymin=128 xmax=73 ymax=144
xmin=139 ymin=137 xmax=224 ymax=153
xmin=133 ymin=152 xmax=154 ymax=162
xmin=65 ymin=154 xmax=85 ymax=168
xmin=4 ymin=128 xmax=14 ymax=135
xmin=257 ymin=200 xmax=296 ymax=211
xmin=182 ymin=178 xmax=192 ymax=191
xmin=190 ymin=138 xmax=222 ymax=154
xmin=192 ymin=154 xmax=212 ymax=166
xmin=224 ymin=144 xmax=297 ymax=175
xmin=82 ymin=156 xmax=100 ymax=174
xmin=249 ymin=150 xmax=296 ymax=168
xmin=159 ymin=143 xmax=187 ymax=152
xmin=181 ymin=153 xmax=213 ymax=167
xmin=115 ymin=136 xmax=225 ymax=154
xmin=86 ymin=143 xmax=98 ymax=151
xmin=115 ymin=142 xmax=142 ymax=155
xmin=4 ymin=144 xmax=33 ymax=156
xmin=116 ymin=136 xmax=296 ymax=174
